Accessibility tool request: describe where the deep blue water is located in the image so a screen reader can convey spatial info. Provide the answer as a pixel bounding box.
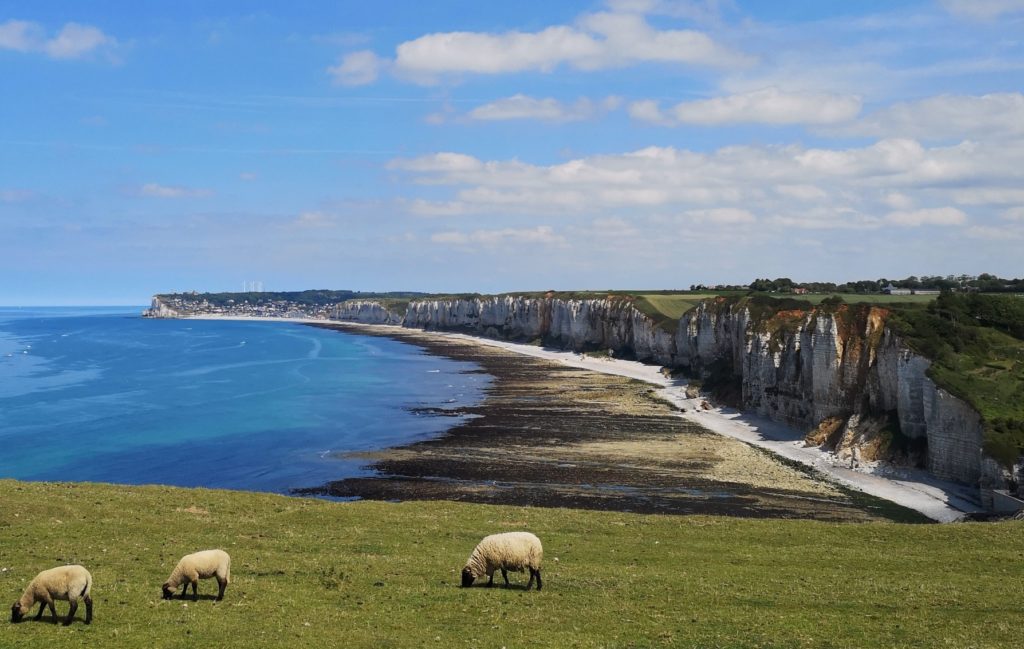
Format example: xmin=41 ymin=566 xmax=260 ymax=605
xmin=0 ymin=308 xmax=487 ymax=493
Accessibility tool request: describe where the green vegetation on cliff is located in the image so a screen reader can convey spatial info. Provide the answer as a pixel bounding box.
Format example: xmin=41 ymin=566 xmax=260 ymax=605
xmin=889 ymin=293 xmax=1024 ymax=467
xmin=2 ymin=480 xmax=1022 ymax=649
xmin=713 ymin=292 xmax=1024 ymax=470
xmin=632 ymin=293 xmax=719 ymax=332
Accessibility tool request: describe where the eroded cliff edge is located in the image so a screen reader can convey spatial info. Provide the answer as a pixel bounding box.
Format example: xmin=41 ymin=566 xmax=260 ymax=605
xmin=331 ymin=294 xmax=1009 ymax=490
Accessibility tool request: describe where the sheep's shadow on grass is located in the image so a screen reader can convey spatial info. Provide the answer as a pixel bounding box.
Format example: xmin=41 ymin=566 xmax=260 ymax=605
xmin=462 ymin=583 xmax=536 ymax=591
xmin=170 ymin=594 xmax=223 ymax=602
xmin=25 ymin=613 xmax=87 ymax=625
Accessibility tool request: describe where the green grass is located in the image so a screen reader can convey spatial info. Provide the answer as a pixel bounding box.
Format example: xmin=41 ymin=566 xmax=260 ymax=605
xmin=798 ymin=293 xmax=938 ymax=305
xmin=2 ymin=481 xmax=1023 ymax=649
xmin=888 ymin=296 xmax=1024 ymax=467
xmin=372 ymin=298 xmax=411 ymax=315
xmin=634 ymin=294 xmax=717 ymax=324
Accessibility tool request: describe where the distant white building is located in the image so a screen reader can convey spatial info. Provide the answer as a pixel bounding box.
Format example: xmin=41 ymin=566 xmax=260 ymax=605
xmin=883 ymin=284 xmax=940 ymax=296
xmin=883 ymin=284 xmax=913 ymax=295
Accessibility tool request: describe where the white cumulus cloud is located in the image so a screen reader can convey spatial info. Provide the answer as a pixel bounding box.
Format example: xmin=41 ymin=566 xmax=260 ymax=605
xmin=686 ymin=207 xmax=757 ymax=223
xmin=886 ymin=207 xmax=967 ymax=226
xmin=1001 ymin=206 xmax=1024 ymax=221
xmin=335 ymin=10 xmax=752 ymax=85
xmin=467 ymin=95 xmax=621 ymax=122
xmin=630 ymin=87 xmax=862 ymax=126
xmin=828 ymin=93 xmax=1024 ymax=141
xmin=45 ymin=23 xmax=110 ymax=59
xmin=431 ymin=226 xmax=564 ymax=246
xmin=0 ymin=19 xmax=113 ymax=59
xmin=327 ymin=50 xmax=387 ymax=86
xmin=0 ymin=19 xmax=40 ymax=52
xmin=388 ymin=136 xmax=1024 ymax=238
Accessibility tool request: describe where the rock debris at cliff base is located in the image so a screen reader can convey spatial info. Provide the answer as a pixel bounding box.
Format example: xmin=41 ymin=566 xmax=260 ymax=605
xmin=304 ymin=324 xmax=923 ymax=522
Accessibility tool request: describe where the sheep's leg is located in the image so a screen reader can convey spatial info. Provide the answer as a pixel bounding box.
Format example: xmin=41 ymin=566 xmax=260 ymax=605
xmin=535 ymin=569 xmax=542 ymax=591
xmin=47 ymin=601 xmax=57 ymax=623
xmin=179 ymin=583 xmax=188 ymax=599
xmin=64 ymin=599 xmax=78 ymax=626
xmin=33 ymin=601 xmax=45 ymax=621
xmin=486 ymin=572 xmax=494 ymax=587
xmin=84 ymin=595 xmax=93 ymax=624
xmin=191 ymin=581 xmax=198 ymax=601
xmin=526 ymin=569 xmax=535 ymax=590
xmin=501 ymin=569 xmax=510 ymax=587
xmin=216 ymin=577 xmax=227 ymax=601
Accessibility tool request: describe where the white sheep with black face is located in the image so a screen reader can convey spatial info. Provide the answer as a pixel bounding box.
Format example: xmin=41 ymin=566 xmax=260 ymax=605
xmin=461 ymin=532 xmax=543 ymax=590
xmin=162 ymin=549 xmax=231 ymax=601
xmin=10 ymin=565 xmax=93 ymax=625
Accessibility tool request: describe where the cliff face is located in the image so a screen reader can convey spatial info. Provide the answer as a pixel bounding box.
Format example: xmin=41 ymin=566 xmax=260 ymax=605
xmin=331 ymin=300 xmax=404 ymax=325
xmin=673 ymin=300 xmax=998 ymax=486
xmin=402 ymin=296 xmax=677 ymax=365
xmin=342 ymin=294 xmax=999 ymax=487
xmin=142 ymin=297 xmax=180 ymax=318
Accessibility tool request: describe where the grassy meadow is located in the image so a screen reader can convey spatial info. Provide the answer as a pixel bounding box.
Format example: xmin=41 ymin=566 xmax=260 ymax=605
xmin=1 ymin=480 xmax=1022 ymax=648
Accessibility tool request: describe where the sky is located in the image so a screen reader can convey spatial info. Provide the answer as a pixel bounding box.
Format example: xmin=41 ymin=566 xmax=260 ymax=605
xmin=2 ymin=0 xmax=1023 ymax=304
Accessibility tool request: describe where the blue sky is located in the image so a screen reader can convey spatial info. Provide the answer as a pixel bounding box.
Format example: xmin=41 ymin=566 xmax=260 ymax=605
xmin=2 ymin=1 xmax=1023 ymax=304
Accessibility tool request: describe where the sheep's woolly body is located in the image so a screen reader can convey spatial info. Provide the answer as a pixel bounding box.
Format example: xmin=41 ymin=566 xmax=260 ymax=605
xmin=17 ymin=565 xmax=92 ymax=609
xmin=163 ymin=549 xmax=231 ymax=601
xmin=465 ymin=532 xmax=543 ymax=579
xmin=13 ymin=565 xmax=93 ymax=625
xmin=165 ymin=549 xmax=231 ymax=588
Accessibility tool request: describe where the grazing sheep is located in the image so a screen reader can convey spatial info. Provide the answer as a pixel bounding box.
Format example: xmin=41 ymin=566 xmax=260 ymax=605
xmin=461 ymin=532 xmax=543 ymax=590
xmin=162 ymin=549 xmax=231 ymax=601
xmin=10 ymin=565 xmax=93 ymax=626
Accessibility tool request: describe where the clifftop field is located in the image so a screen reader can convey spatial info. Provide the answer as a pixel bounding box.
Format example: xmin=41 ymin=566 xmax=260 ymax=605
xmin=1 ymin=480 xmax=1022 ymax=649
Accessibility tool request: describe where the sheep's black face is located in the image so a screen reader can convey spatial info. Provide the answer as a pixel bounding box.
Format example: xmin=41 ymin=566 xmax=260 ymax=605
xmin=11 ymin=603 xmax=24 ymax=623
xmin=161 ymin=584 xmax=174 ymax=600
xmin=461 ymin=568 xmax=475 ymax=588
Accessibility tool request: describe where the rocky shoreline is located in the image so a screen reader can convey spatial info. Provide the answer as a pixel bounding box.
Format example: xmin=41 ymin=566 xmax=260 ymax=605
xmin=299 ymin=323 xmax=926 ymax=522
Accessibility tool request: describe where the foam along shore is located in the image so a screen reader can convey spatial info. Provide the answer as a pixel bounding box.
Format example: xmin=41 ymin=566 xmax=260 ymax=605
xmin=181 ymin=315 xmax=979 ymax=522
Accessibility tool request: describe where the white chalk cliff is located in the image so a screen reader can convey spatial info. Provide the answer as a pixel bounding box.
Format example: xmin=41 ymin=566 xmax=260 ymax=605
xmin=334 ymin=295 xmax=1006 ymax=488
xmin=142 ymin=297 xmax=180 ymax=318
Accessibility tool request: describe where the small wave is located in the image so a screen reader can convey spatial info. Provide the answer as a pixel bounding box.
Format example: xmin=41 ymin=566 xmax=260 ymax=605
xmin=427 ymin=369 xmax=441 ymax=373
xmin=307 ymin=337 xmax=322 ymax=359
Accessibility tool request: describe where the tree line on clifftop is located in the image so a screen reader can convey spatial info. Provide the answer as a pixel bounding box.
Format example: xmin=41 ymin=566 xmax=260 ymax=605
xmin=691 ymin=274 xmax=1024 ymax=294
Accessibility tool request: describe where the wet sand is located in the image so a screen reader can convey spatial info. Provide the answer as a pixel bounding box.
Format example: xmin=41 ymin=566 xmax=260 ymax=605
xmin=300 ymin=323 xmax=925 ymax=522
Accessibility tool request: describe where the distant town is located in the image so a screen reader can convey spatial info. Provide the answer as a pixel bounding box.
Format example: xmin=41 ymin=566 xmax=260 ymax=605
xmin=146 ymin=274 xmax=1023 ymax=320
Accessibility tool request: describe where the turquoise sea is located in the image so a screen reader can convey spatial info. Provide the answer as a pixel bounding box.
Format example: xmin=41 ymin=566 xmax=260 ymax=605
xmin=0 ymin=307 xmax=487 ymax=493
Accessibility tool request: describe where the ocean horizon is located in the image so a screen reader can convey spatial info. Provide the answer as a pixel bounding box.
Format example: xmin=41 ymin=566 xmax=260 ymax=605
xmin=0 ymin=307 xmax=487 ymax=494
